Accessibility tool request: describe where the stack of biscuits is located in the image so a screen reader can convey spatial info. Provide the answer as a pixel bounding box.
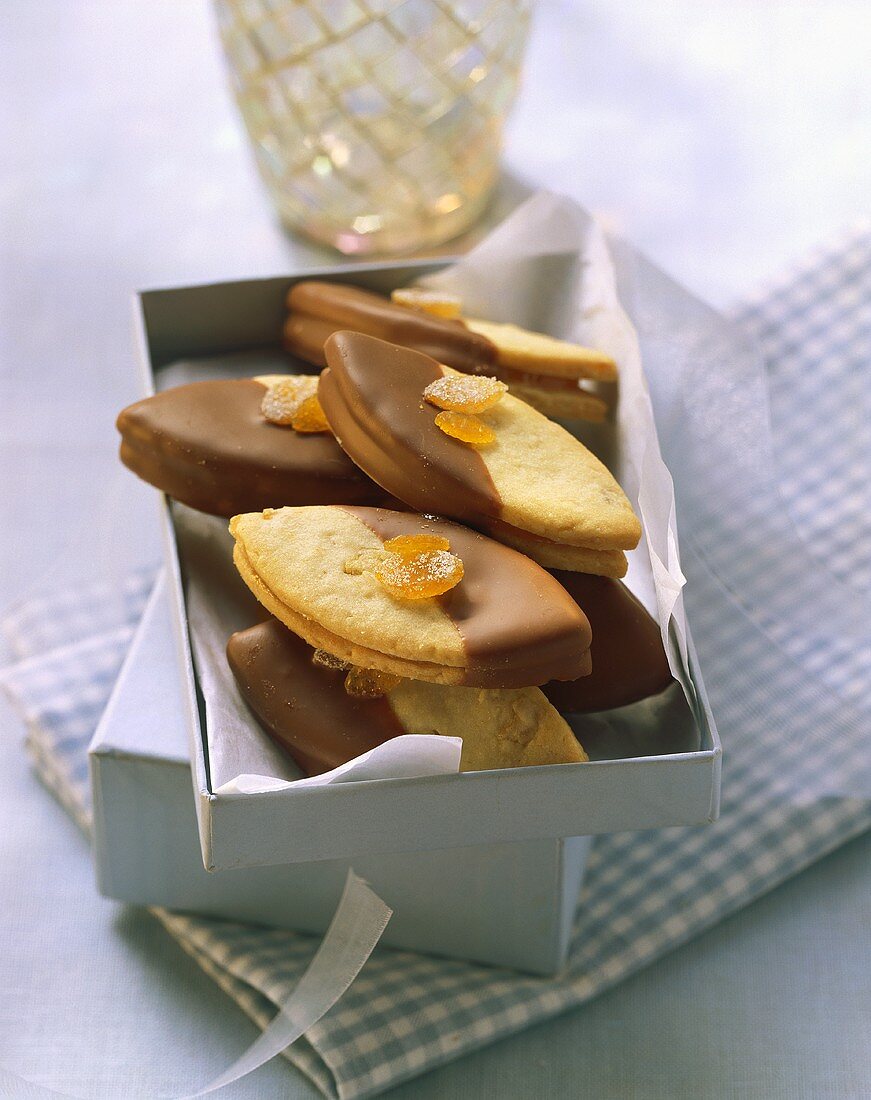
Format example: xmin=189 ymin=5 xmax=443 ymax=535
xmin=117 ymin=281 xmax=673 ymax=776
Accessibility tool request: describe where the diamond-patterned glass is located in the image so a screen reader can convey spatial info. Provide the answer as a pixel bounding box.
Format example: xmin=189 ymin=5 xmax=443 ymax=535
xmin=213 ymin=0 xmax=531 ymax=254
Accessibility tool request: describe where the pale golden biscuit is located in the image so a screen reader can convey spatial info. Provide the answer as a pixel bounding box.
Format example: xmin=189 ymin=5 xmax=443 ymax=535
xmin=389 ymin=681 xmax=588 ymax=770
xmin=481 ymin=378 xmax=639 ymax=549
xmin=231 ymin=507 xmax=464 ymax=670
xmin=464 ymin=319 xmax=618 ymax=382
xmin=318 ymin=334 xmax=640 ymax=576
xmin=230 ymin=506 xmax=593 ymax=688
xmin=489 ymin=524 xmax=629 ymax=577
xmin=506 ymin=381 xmax=609 ymax=424
xmin=234 ymin=542 xmax=468 ymax=684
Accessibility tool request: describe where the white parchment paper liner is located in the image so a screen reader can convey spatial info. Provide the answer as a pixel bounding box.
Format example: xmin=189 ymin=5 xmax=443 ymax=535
xmin=171 ymin=194 xmax=707 ymax=794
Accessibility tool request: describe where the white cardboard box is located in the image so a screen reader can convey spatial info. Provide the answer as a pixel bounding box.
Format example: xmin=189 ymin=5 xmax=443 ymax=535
xmin=89 ymin=571 xmax=592 ymax=974
xmin=132 ymin=260 xmax=720 ymax=874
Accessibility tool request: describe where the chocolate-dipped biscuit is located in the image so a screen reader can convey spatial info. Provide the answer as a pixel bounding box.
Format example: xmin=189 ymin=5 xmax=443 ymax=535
xmin=228 ymin=618 xmax=588 ymax=776
xmin=229 ymin=505 xmax=593 ymax=688
xmin=543 ymin=572 xmax=674 ymax=713
xmin=285 ymin=281 xmax=612 ymax=422
xmin=117 ymin=376 xmax=387 ymax=517
xmin=227 ymin=620 xmax=405 ymax=776
xmin=318 ymin=332 xmax=640 ymax=577
xmin=285 ymin=281 xmax=496 ymax=374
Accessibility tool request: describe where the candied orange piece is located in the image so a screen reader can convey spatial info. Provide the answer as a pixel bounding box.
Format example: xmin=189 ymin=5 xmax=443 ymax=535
xmin=434 ymin=410 xmax=495 ymax=446
xmin=344 ymin=665 xmax=402 ymax=698
xmin=383 ymin=533 xmax=451 ymax=558
xmin=261 ymin=377 xmax=318 ymax=424
xmin=290 ymin=393 xmax=331 ymax=433
xmin=391 ymin=286 xmax=462 ymax=319
xmin=311 ymin=648 xmax=352 ymax=671
xmin=374 ymin=549 xmax=464 ymax=599
xmin=423 ymin=374 xmax=507 ymax=413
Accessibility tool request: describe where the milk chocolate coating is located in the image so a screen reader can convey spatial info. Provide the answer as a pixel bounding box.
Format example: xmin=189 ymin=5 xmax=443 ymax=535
xmin=283 ymin=314 xmax=342 ymax=367
xmin=227 ymin=619 xmax=406 ymax=777
xmin=342 ymin=507 xmax=592 ymax=686
xmin=286 ymin=281 xmax=496 ymax=373
xmin=117 ymin=378 xmax=386 ymax=517
xmin=543 ymin=572 xmax=674 ymax=712
xmin=321 ymin=331 xmax=502 ymax=520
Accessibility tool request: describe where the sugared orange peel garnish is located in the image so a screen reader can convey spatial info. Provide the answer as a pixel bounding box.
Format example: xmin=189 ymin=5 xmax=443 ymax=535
xmin=289 ymin=393 xmax=330 ymax=433
xmin=383 ymin=534 xmax=451 ymax=555
xmin=311 ymin=647 xmax=402 ymax=699
xmin=423 ymin=374 xmax=506 ymax=448
xmin=372 ymin=533 xmax=465 ymax=600
xmin=423 ymin=373 xmax=506 ymax=413
xmin=343 ymin=665 xmax=402 ymax=698
xmin=261 ymin=378 xmax=331 ymax=433
xmin=433 ymin=410 xmax=495 ymax=446
xmin=261 ymin=377 xmax=317 ymax=423
xmin=390 ymin=286 xmax=463 ymax=320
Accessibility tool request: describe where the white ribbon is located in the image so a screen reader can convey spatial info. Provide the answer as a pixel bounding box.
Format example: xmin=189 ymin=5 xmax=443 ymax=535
xmin=178 ymin=870 xmax=392 ymax=1097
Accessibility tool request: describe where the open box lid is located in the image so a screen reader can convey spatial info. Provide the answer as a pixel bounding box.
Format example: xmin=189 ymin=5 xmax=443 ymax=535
xmin=135 ymin=259 xmax=721 ymax=873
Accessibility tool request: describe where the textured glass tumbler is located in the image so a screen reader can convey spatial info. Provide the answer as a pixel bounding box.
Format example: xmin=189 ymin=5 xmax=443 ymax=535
xmin=214 ymin=0 xmax=531 ymax=254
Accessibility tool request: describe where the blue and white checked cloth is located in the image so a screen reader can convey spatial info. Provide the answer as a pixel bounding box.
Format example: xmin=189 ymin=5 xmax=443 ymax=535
xmin=2 ymin=229 xmax=870 ymax=1100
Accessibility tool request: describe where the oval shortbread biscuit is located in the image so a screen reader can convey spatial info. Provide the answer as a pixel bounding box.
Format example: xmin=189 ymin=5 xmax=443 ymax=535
xmin=318 ymin=331 xmax=641 ymax=576
xmin=116 ymin=375 xmax=385 ymax=517
xmin=228 ymin=619 xmax=588 ymax=776
xmin=229 ymin=506 xmax=592 ymax=688
xmin=463 ymin=318 xmax=617 ymax=382
xmin=283 ymin=281 xmax=612 ymax=422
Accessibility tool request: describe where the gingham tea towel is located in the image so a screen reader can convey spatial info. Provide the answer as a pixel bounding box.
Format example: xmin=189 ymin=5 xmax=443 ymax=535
xmin=2 ymin=228 xmax=869 ymax=1100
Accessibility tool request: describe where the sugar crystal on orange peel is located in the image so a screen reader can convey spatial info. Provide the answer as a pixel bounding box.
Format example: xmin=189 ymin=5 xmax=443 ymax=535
xmin=423 ymin=374 xmax=507 ymax=413
xmin=261 ymin=377 xmax=318 ymax=424
xmin=374 ymin=549 xmax=464 ymax=599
